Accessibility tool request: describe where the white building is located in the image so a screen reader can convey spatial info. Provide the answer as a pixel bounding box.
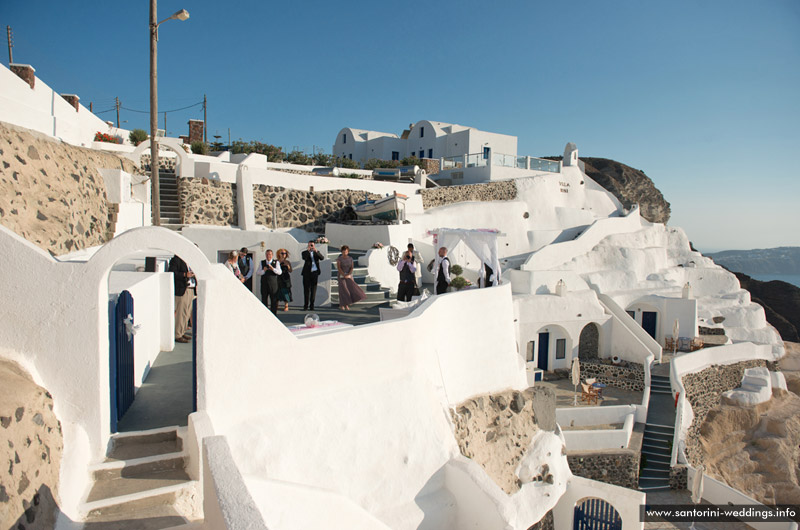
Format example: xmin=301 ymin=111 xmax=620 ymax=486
xmin=333 ymin=120 xmax=517 ymax=164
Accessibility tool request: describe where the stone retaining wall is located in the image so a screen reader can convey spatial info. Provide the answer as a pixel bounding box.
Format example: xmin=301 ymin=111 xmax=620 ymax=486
xmin=0 ymin=359 xmax=63 ymax=529
xmin=178 ymin=177 xmax=237 ymax=226
xmin=682 ymin=359 xmax=777 ymax=465
xmin=567 ymin=451 xmax=640 ymax=489
xmin=670 ymin=464 xmax=687 ymax=490
xmin=0 ymin=121 xmax=137 ymax=255
xmin=419 ymin=180 xmax=517 ymax=209
xmin=580 ymin=360 xmax=645 ymax=392
xmin=252 ymin=185 xmax=381 ymax=233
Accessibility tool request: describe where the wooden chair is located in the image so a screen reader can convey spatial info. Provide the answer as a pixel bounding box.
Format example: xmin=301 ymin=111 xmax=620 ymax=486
xmin=580 ymin=382 xmax=599 ymax=405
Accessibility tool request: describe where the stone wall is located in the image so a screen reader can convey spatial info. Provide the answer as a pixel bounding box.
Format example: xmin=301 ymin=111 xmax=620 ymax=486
xmin=419 ymin=180 xmax=517 ymax=210
xmin=579 ymin=360 xmax=644 ymax=392
xmin=567 ymin=451 xmax=640 ymax=489
xmin=419 ymin=158 xmax=440 ymax=176
xmin=527 ymin=509 xmax=554 ymax=530
xmin=670 ymin=464 xmax=687 ymax=490
xmin=682 ymin=359 xmax=777 ymax=465
xmin=0 ymin=121 xmax=138 ymax=255
xmin=0 ymin=359 xmax=63 ymax=529
xmin=178 ymin=177 xmax=237 ymax=227
xmin=451 ymin=387 xmax=555 ymax=495
xmin=252 ymin=185 xmax=381 ymax=233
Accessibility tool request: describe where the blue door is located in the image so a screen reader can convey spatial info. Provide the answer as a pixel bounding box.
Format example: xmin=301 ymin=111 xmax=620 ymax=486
xmin=574 ymin=498 xmax=621 ymax=530
xmin=537 ymin=332 xmax=549 ymax=371
xmin=110 ymin=290 xmax=135 ymax=432
xmin=642 ymin=311 xmax=657 ymax=339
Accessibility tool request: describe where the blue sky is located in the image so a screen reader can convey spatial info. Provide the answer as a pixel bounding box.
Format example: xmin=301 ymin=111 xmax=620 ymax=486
xmin=4 ymin=0 xmax=799 ymax=252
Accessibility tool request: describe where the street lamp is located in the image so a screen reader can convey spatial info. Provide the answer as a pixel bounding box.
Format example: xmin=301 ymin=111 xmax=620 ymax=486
xmin=150 ymin=4 xmax=189 ymax=226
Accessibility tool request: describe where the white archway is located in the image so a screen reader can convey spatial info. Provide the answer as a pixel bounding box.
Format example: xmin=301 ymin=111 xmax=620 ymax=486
xmin=128 ymin=137 xmax=195 ymax=179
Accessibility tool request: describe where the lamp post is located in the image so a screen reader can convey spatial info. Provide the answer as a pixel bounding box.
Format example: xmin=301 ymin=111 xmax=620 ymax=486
xmin=150 ymin=3 xmax=189 ymax=226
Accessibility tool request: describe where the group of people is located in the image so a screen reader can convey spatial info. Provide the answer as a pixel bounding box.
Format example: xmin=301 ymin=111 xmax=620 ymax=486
xmin=222 ymin=241 xmax=328 ymax=314
xmin=396 ymin=244 xmax=453 ymax=301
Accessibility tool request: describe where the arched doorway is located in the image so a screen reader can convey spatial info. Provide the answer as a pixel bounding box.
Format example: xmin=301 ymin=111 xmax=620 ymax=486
xmin=574 ymin=497 xmax=621 ymax=530
xmin=578 ymin=323 xmax=600 ymax=361
xmin=92 ymin=227 xmax=211 ymax=433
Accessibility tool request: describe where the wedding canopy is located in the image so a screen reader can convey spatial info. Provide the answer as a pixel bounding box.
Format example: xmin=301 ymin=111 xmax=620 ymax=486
xmin=427 ymin=228 xmax=502 ymax=287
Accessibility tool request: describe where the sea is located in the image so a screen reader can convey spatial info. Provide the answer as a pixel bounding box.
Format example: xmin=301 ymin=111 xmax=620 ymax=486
xmin=749 ymin=274 xmax=800 ymax=288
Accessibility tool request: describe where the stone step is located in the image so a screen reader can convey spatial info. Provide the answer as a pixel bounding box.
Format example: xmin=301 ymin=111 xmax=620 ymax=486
xmin=106 ymin=427 xmax=182 ymax=462
xmin=644 ymin=422 xmax=674 ymax=433
xmin=643 ymin=432 xmax=673 ymax=443
xmin=92 ymin=452 xmax=187 ymax=482
xmin=651 ymin=388 xmax=672 ymax=395
xmin=83 ymin=481 xmax=197 ymax=521
xmin=331 ymin=282 xmax=386 ymax=293
xmin=640 ymin=449 xmax=671 ymax=462
xmin=640 ymin=468 xmax=671 ymax=478
xmin=331 ymin=290 xmax=390 ymax=303
xmin=641 ymin=441 xmax=670 ymax=453
xmin=82 ymin=504 xmax=190 ymax=529
xmin=651 ymin=374 xmax=671 ymax=383
xmin=641 ymin=460 xmax=671 ymax=471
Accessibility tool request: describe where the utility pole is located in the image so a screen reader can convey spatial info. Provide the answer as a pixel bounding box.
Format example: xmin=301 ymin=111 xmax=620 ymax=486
xmin=164 ymin=111 xmax=167 ymax=134
xmin=115 ymin=97 xmax=120 ymax=128
xmin=89 ymin=102 xmax=93 ymax=113
xmin=228 ymin=128 xmax=230 ymax=148
xmin=150 ymin=0 xmax=160 ymax=226
xmin=203 ymin=94 xmax=207 ymax=144
xmin=6 ymin=26 xmax=13 ymax=64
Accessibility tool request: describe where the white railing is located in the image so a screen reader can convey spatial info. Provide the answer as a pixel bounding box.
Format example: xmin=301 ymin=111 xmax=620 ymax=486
xmin=558 ymin=406 xmax=636 ymax=451
xmin=441 ymin=152 xmax=561 ymax=173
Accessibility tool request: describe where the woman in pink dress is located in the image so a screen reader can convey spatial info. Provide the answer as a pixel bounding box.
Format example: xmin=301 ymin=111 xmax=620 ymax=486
xmin=335 ymin=245 xmax=366 ymax=310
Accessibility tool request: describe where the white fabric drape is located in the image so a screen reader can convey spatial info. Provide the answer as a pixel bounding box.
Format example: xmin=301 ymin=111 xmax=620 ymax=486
xmin=429 ymin=228 xmax=501 ymax=287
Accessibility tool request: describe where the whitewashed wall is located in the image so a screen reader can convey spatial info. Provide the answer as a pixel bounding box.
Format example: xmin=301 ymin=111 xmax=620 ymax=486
xmin=553 ymin=475 xmax=645 ymax=530
xmin=325 ymin=223 xmax=413 ymax=253
xmin=0 ymin=63 xmax=131 ymax=147
xmin=108 ymin=272 xmax=173 ymax=389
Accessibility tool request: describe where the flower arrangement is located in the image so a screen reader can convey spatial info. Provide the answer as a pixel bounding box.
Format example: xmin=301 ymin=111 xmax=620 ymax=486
xmin=372 ymin=242 xmax=384 ymax=249
xmin=314 ymin=236 xmax=329 ymax=244
xmin=94 ymin=132 xmax=122 ymax=144
xmin=450 ymin=276 xmax=472 ymax=290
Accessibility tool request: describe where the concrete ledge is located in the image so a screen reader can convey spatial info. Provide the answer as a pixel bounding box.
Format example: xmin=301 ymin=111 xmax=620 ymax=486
xmin=203 ymin=435 xmax=268 ymax=530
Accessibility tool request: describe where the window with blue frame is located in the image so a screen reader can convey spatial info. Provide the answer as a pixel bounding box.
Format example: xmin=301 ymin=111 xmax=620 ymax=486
xmin=419 ymin=150 xmax=424 ymax=159
xmin=428 ymin=148 xmax=433 ymax=158
xmin=392 ymin=151 xmax=399 ymax=161
xmin=343 ymin=134 xmax=346 ymax=144
xmin=420 ymin=127 xmax=424 ymax=138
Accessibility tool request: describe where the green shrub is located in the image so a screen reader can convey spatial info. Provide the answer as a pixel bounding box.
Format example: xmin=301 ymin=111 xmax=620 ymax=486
xmin=333 ymin=156 xmax=360 ymax=169
xmin=363 ymin=158 xmax=401 ymax=170
xmin=128 ymin=129 xmax=149 ymax=146
xmin=286 ymin=150 xmax=312 ymax=165
xmin=191 ymin=141 xmax=208 ymax=155
xmin=401 ymin=156 xmax=424 ymax=167
xmin=450 ymin=276 xmax=471 ymax=290
xmin=450 ymin=264 xmax=463 ymax=277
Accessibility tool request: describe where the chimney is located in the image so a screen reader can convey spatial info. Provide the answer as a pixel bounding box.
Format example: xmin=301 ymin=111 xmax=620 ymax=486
xmin=188 ymin=119 xmax=204 ymax=144
xmin=61 ymin=94 xmax=80 ymax=112
xmin=10 ymin=63 xmax=36 ymax=89
xmin=179 ymin=135 xmax=190 ymax=144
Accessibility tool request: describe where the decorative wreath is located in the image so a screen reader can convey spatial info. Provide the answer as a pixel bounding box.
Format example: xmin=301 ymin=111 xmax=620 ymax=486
xmin=387 ymin=246 xmax=400 ymax=266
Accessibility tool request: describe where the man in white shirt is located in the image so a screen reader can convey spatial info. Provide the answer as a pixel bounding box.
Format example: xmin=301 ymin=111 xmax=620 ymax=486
xmin=257 ymin=249 xmax=282 ymax=315
xmin=434 ymin=246 xmax=451 ymax=295
xmin=301 ymin=241 xmax=325 ymax=311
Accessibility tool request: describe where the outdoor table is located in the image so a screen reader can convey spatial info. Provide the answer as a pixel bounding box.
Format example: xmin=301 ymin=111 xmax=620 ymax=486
xmin=592 ymin=381 xmax=607 ymax=399
xmin=287 ymin=320 xmax=352 ymax=336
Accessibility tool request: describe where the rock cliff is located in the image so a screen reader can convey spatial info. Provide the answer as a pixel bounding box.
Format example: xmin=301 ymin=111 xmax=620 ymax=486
xmin=0 ymin=359 xmax=63 ymax=529
xmin=732 ymin=271 xmax=800 ymax=342
xmin=0 ymin=121 xmax=137 ymax=255
xmin=579 ymin=157 xmax=671 ymax=224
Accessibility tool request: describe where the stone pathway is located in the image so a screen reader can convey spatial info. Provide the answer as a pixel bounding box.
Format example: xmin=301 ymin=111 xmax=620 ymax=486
xmin=117 ymin=340 xmax=194 ymax=432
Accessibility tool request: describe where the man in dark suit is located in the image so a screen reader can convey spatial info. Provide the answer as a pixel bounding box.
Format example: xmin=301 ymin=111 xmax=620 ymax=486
xmin=301 ymin=241 xmax=325 ymax=311
xmin=168 ymin=255 xmax=194 ymax=343
xmin=257 ymin=249 xmax=282 ymax=315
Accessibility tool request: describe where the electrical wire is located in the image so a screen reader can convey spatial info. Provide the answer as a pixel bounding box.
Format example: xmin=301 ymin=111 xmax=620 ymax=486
xmin=120 ymin=101 xmax=203 ymax=114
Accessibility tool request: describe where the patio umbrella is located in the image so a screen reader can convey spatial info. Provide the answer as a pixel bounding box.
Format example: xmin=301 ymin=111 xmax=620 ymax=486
xmin=673 ymin=318 xmax=680 ymax=356
xmin=690 ymin=465 xmax=705 ymax=530
xmin=571 ymin=358 xmax=580 ymax=406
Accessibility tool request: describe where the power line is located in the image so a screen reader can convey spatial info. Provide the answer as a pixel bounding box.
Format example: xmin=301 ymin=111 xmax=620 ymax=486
xmin=120 ymin=101 xmax=203 ymax=114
